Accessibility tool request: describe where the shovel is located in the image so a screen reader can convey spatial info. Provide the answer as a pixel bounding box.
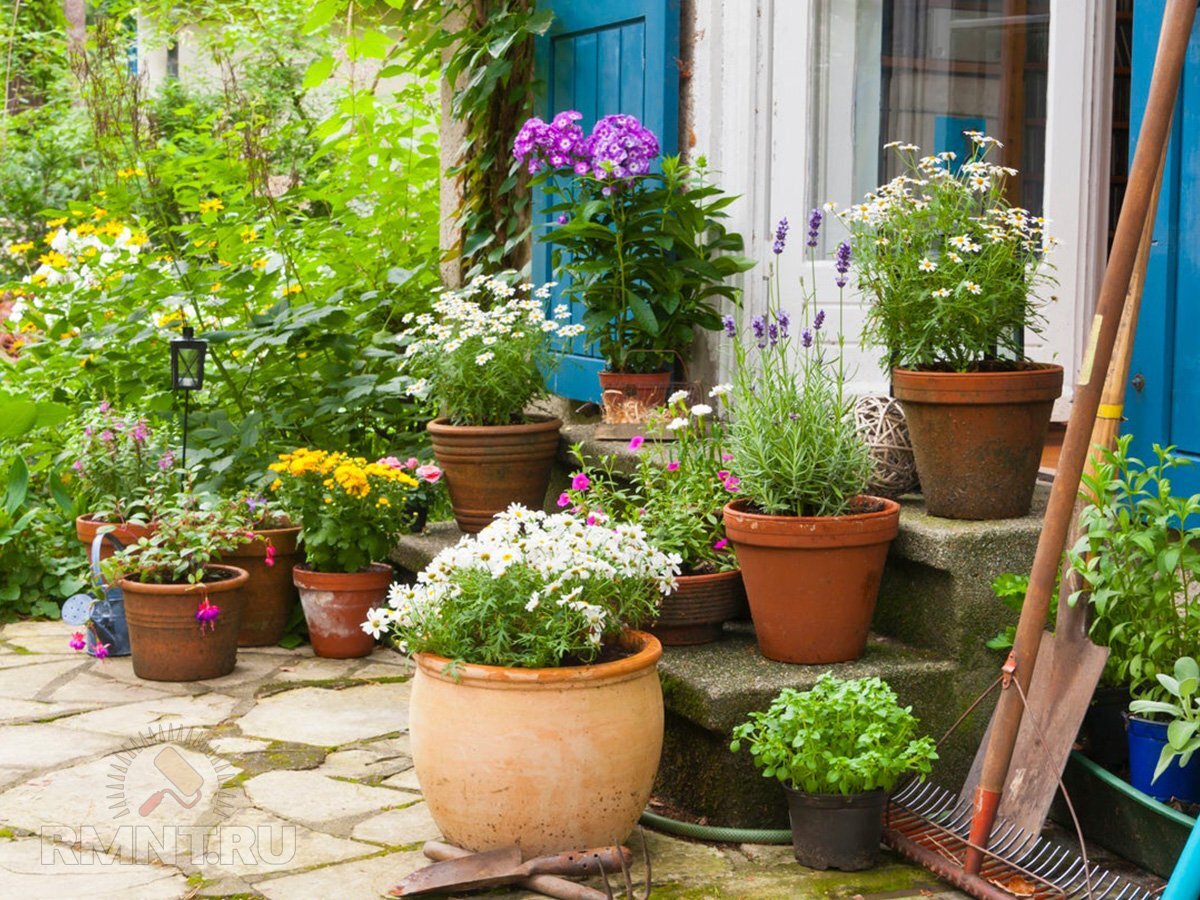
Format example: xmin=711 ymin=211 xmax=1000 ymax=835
xmin=389 ymin=843 xmax=634 ymax=897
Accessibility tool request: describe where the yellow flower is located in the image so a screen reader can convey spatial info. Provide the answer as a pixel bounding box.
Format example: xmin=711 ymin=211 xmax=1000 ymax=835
xmin=323 ymin=496 xmax=332 ymax=504
xmin=101 ymin=220 xmax=125 ymax=238
xmin=297 ymin=351 xmax=308 ymax=359
xmin=117 ymin=167 xmax=145 ymax=179
xmin=38 ymin=251 xmax=69 ymax=269
xmin=81 ymin=246 xmax=98 ymax=259
xmin=30 ymin=273 xmax=47 ymax=286
xmin=199 ymin=198 xmax=224 ymax=214
xmin=281 ymin=284 xmax=302 ymax=296
xmin=211 ymin=282 xmax=222 ymax=293
xmin=128 ymin=232 xmax=149 ymax=247
xmin=240 ymin=227 xmax=258 ymax=243
xmin=270 ymin=479 xmax=282 ymax=491
xmin=252 ymin=257 xmax=268 ymax=271
xmin=91 ymin=207 xmax=108 ymax=220
xmin=6 ymin=241 xmax=34 ymax=255
xmin=75 ymin=223 xmax=96 ymax=236
xmin=377 ymin=497 xmax=390 ymax=507
xmin=45 ymin=217 xmax=68 ymax=228
xmin=43 ymin=230 xmax=59 ymax=245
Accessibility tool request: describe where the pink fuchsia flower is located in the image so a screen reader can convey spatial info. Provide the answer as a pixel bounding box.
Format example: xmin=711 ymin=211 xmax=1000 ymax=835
xmin=628 ymin=435 xmax=645 ymax=451
xmin=264 ymin=544 xmax=276 ymax=568
xmin=415 ymin=464 xmax=442 ymax=484
xmin=69 ymin=632 xmax=86 ymax=651
xmin=196 ymin=598 xmax=221 ymax=632
xmin=666 ymin=461 xmax=680 ymax=472
xmin=556 ymin=492 xmax=571 ymax=508
xmin=570 ymin=472 xmax=590 ymax=491
xmin=713 ymin=538 xmax=729 ymax=551
xmin=93 ymin=641 xmax=110 ymax=660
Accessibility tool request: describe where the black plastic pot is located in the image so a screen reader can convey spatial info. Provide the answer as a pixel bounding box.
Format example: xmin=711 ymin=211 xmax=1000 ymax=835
xmin=1079 ymin=684 xmax=1131 ymax=771
xmin=783 ymin=786 xmax=886 ymax=871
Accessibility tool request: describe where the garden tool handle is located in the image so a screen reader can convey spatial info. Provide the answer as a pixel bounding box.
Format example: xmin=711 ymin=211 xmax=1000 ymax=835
xmin=518 ymin=846 xmax=634 ymax=877
xmin=421 ymin=842 xmax=610 ymax=900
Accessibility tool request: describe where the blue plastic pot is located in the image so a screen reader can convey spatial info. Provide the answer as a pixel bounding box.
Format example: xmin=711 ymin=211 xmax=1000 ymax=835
xmin=1128 ymin=716 xmax=1200 ymax=804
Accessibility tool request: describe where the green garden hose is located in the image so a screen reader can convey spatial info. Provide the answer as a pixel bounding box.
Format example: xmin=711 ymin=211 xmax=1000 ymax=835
xmin=639 ymin=809 xmax=792 ymax=845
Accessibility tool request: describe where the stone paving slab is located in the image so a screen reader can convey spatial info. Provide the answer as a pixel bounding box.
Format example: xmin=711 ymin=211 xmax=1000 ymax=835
xmin=60 ymin=692 xmax=239 ymax=737
xmin=0 ymin=722 xmax=123 ymax=769
xmin=0 ymin=657 xmax=90 ymax=699
xmin=195 ymin=807 xmax=374 ymax=880
xmin=350 ymin=800 xmax=440 ymax=847
xmin=237 ymin=682 xmax=409 ymax=746
xmin=243 ymin=770 xmax=407 ymax=830
xmin=0 ymin=837 xmax=190 ymax=899
xmin=255 ymin=848 xmax=427 ymax=900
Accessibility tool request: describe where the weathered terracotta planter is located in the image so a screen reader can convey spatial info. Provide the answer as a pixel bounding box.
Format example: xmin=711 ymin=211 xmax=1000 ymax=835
xmin=649 ymin=569 xmax=746 ymax=645
xmin=76 ymin=514 xmax=155 ymax=560
xmin=428 ymin=415 xmax=561 ymax=533
xmin=410 ymin=630 xmax=664 ymax=856
xmin=293 ymin=563 xmax=390 ymax=659
xmin=120 ymin=564 xmax=248 ymax=682
xmin=723 ymin=498 xmax=901 ymax=664
xmin=598 ymin=369 xmax=673 ymax=410
xmin=892 ymin=365 xmax=1063 ymax=520
xmin=227 ymin=526 xmax=302 ymax=647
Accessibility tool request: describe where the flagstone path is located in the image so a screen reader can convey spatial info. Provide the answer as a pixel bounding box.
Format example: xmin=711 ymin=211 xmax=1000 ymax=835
xmin=0 ymin=619 xmax=965 ymax=899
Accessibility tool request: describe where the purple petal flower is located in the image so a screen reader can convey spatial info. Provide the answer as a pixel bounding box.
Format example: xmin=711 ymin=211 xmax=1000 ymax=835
xmin=722 ymin=314 xmax=736 ymax=337
xmin=802 ymin=329 xmax=813 ymax=348
xmin=773 ymin=217 xmax=789 ymax=255
xmin=807 ymin=208 xmax=823 ymax=248
xmin=813 ymin=309 xmax=826 ymax=332
xmin=751 ymin=315 xmax=767 ymax=348
xmin=557 ymin=491 xmax=571 ymax=508
xmin=666 ymin=461 xmax=680 ymax=472
xmin=98 ymin=401 xmax=111 ymax=413
xmin=834 ymin=240 xmax=852 ymax=287
xmin=629 ymin=435 xmax=645 ymax=451
xmin=570 ymin=472 xmax=590 ymax=491
xmin=777 ymin=309 xmax=790 ymax=338
xmin=556 ymin=214 xmax=569 ymax=225
xmin=768 ymin=322 xmax=779 ymax=347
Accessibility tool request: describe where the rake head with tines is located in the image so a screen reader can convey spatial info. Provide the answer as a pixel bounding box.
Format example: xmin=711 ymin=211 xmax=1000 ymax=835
xmin=883 ymin=779 xmax=1156 ymax=900
xmin=597 ymin=829 xmax=652 ymax=900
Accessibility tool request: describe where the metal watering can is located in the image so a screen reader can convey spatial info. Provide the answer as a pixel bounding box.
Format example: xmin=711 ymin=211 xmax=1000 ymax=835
xmin=60 ymin=531 xmax=132 ymax=657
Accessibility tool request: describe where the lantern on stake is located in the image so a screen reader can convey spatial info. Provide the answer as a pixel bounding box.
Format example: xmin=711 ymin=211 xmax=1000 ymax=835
xmin=169 ymin=325 xmax=207 ymax=480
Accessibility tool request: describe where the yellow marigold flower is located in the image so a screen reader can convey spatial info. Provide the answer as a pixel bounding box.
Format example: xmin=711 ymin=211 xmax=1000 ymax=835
xmin=377 ymin=497 xmax=390 ymax=507
xmin=199 ymin=198 xmax=224 ymax=214
xmin=270 ymin=479 xmax=282 ymax=491
xmin=6 ymin=241 xmax=34 ymax=255
xmin=240 ymin=227 xmax=258 ymax=243
xmin=102 ymin=220 xmax=125 ymax=238
xmin=45 ymin=217 xmax=68 ymax=228
xmin=92 ymin=207 xmax=108 ymax=220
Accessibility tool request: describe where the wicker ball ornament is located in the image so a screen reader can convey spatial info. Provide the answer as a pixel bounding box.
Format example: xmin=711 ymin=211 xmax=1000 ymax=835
xmin=854 ymin=395 xmax=919 ymax=497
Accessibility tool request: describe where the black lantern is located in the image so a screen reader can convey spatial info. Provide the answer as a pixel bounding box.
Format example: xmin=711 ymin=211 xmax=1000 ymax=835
xmin=170 ymin=326 xmax=207 ymax=391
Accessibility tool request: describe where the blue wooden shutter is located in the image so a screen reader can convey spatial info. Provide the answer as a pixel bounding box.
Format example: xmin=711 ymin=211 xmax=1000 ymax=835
xmin=533 ymin=0 xmax=680 ymax=402
xmin=1126 ymin=0 xmax=1200 ymax=496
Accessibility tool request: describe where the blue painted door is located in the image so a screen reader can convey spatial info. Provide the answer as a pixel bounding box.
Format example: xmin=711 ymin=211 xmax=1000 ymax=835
xmin=533 ymin=0 xmax=680 ymax=402
xmin=1127 ymin=0 xmax=1200 ymax=496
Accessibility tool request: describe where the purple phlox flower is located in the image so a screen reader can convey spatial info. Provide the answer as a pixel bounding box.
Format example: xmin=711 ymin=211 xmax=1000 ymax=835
xmin=666 ymin=461 xmax=680 ymax=472
xmin=773 ymin=217 xmax=789 ymax=255
xmin=802 ymin=329 xmax=813 ymax=348
xmin=751 ymin=315 xmax=767 ymax=348
xmin=98 ymin=401 xmax=111 ymax=413
xmin=570 ymin=472 xmax=591 ymax=491
xmin=156 ymin=451 xmax=175 ymax=471
xmin=628 ymin=435 xmax=645 ymax=451
xmin=129 ymin=421 xmax=149 ymax=444
xmin=69 ymin=631 xmax=86 ymax=651
xmin=245 ymin=495 xmax=266 ymax=513
xmin=93 ymin=641 xmax=110 ymax=659
xmin=807 ymin=208 xmax=823 ymax=248
xmin=556 ymin=491 xmax=571 ymax=508
xmin=513 ymin=110 xmax=588 ymax=174
xmin=723 ymin=475 xmax=741 ymax=493
xmin=722 ymin=314 xmax=737 ymax=337
xmin=813 ymin=309 xmax=826 ymax=332
xmin=834 ymin=240 xmax=852 ymax=287
xmin=777 ymin=309 xmax=790 ymax=338
xmin=584 ymin=114 xmax=660 ymax=182
xmin=713 ymin=538 xmax=729 ymax=551
xmin=556 ymin=214 xmax=570 ymax=225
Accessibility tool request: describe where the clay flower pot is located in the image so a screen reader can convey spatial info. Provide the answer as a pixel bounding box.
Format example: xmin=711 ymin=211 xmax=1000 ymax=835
xmin=427 ymin=415 xmax=561 ymax=533
xmin=598 ymin=369 xmax=673 ymax=415
xmin=649 ymin=568 xmax=746 ymax=646
xmin=292 ymin=563 xmax=391 ymax=659
xmin=227 ymin=526 xmax=303 ymax=647
xmin=120 ymin=564 xmax=248 ymax=682
xmin=76 ymin=514 xmax=155 ymax=561
xmin=410 ymin=630 xmax=664 ymax=856
xmin=723 ymin=497 xmax=901 ymax=664
xmin=892 ymin=365 xmax=1064 ymax=520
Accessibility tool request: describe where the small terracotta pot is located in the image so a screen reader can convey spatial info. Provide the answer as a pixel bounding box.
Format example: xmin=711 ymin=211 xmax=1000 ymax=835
xmin=428 ymin=416 xmax=562 ymax=533
xmin=410 ymin=630 xmax=664 ymax=856
xmin=598 ymin=369 xmax=673 ymax=410
xmin=723 ymin=497 xmax=901 ymax=664
xmin=76 ymin=515 xmax=155 ymax=561
xmin=227 ymin=526 xmax=302 ymax=647
xmin=292 ymin=563 xmax=391 ymax=659
xmin=892 ymin=365 xmax=1063 ymax=520
xmin=649 ymin=569 xmax=746 ymax=645
xmin=120 ymin=564 xmax=248 ymax=682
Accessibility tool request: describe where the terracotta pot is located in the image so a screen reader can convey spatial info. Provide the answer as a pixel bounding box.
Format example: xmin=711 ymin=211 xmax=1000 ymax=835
xmin=410 ymin=630 xmax=664 ymax=856
xmin=292 ymin=563 xmax=391 ymax=659
xmin=649 ymin=569 xmax=746 ymax=645
xmin=723 ymin=497 xmax=901 ymax=664
xmin=227 ymin=526 xmax=302 ymax=647
xmin=427 ymin=415 xmax=562 ymax=533
xmin=120 ymin=564 xmax=248 ymax=682
xmin=75 ymin=515 xmax=155 ymax=561
xmin=598 ymin=369 xmax=673 ymax=410
xmin=892 ymin=365 xmax=1064 ymax=520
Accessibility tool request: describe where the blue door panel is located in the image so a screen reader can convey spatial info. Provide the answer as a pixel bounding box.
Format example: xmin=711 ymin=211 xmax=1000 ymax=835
xmin=534 ymin=1 xmax=679 ymax=402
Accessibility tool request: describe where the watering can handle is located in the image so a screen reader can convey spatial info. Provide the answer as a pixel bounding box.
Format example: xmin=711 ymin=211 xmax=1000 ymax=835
xmin=90 ymin=531 xmax=126 ymax=585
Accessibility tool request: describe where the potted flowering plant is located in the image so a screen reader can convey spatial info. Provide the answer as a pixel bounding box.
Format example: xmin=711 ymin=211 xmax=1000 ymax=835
xmin=840 ymin=134 xmax=1062 ymax=519
xmin=102 ymin=501 xmax=254 ymax=682
xmin=400 ymin=274 xmax=581 ymax=532
xmin=1129 ymin=657 xmax=1200 ymax=804
xmin=731 ymin=675 xmax=938 ymax=871
xmin=224 ymin=492 xmax=303 ymax=648
xmin=370 ymin=506 xmax=679 ymax=855
xmin=722 ymin=215 xmax=894 ymax=664
xmin=514 ymin=111 xmax=754 ymax=402
xmin=69 ymin=402 xmax=174 ymax=558
xmin=268 ymin=448 xmax=420 ymax=658
xmin=561 ymin=389 xmax=744 ymax=645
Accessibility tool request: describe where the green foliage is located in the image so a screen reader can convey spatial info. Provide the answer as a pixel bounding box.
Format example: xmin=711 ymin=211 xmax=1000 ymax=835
xmin=1129 ymin=657 xmax=1200 ymax=784
xmin=1068 ymin=437 xmax=1200 ymax=696
xmin=69 ymin=403 xmax=174 ymax=524
xmin=841 ymin=135 xmax=1054 ymax=372
xmin=541 ymin=156 xmax=754 ymax=373
xmin=730 ymin=674 xmax=939 ymax=796
xmin=984 ymin=571 xmax=1059 ymax=652
xmin=102 ymin=500 xmax=253 ymax=586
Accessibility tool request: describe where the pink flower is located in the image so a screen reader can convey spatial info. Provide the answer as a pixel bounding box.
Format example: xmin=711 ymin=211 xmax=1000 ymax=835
xmin=69 ymin=632 xmax=86 ymax=651
xmin=93 ymin=641 xmax=110 ymax=660
xmin=264 ymin=544 xmax=277 ymax=568
xmin=377 ymin=456 xmax=404 ymax=469
xmin=586 ymin=514 xmax=597 ymax=526
xmin=571 ymin=472 xmax=590 ymax=491
xmin=196 ymin=598 xmax=221 ymax=632
xmin=628 ymin=435 xmax=645 ymax=451
xmin=713 ymin=538 xmax=729 ymax=551
xmin=415 ymin=464 xmax=442 ymax=483
xmin=98 ymin=401 xmax=111 ymax=413
xmin=99 ymin=430 xmax=114 ymax=443
xmin=722 ymin=453 xmax=734 ymax=462
xmin=717 ymin=470 xmax=730 ymax=481
xmin=556 ymin=492 xmax=571 ymax=508
xmin=723 ymin=475 xmax=741 ymax=492
xmin=666 ymin=461 xmax=680 ymax=472
xmin=405 ymin=457 xmax=420 ymax=470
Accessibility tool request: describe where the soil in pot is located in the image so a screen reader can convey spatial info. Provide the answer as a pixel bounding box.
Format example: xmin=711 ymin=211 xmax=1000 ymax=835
xmin=1128 ymin=716 xmax=1200 ymax=804
xmin=76 ymin=515 xmax=155 ymax=561
xmin=649 ymin=569 xmax=745 ymax=646
xmin=410 ymin=630 xmax=664 ymax=856
xmin=120 ymin=564 xmax=248 ymax=682
xmin=293 ymin=563 xmax=391 ymax=659
xmin=784 ymin=787 xmax=886 ymax=871
xmin=227 ymin=526 xmax=302 ymax=647
xmin=427 ymin=415 xmax=561 ymax=533
xmin=723 ymin=497 xmax=900 ymax=664
xmin=892 ymin=364 xmax=1063 ymax=520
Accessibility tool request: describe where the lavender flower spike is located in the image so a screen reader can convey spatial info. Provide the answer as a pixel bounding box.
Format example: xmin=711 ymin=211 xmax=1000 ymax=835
xmin=834 ymin=240 xmax=852 ymax=287
xmin=806 ymin=208 xmax=823 ymax=248
xmin=813 ymin=309 xmax=826 ymax=332
xmin=751 ymin=314 xmax=767 ymax=348
xmin=777 ymin=309 xmax=790 ymax=338
xmin=768 ymin=322 xmax=779 ymax=347
xmin=773 ymin=217 xmax=789 ymax=254
xmin=801 ymin=328 xmax=814 ymax=348
xmin=722 ymin=314 xmax=737 ymax=337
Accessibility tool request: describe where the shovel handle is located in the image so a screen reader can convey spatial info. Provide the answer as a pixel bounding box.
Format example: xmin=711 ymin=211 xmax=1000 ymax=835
xmin=420 ymin=842 xmax=610 ymax=900
xmin=521 ymin=846 xmax=634 ymax=877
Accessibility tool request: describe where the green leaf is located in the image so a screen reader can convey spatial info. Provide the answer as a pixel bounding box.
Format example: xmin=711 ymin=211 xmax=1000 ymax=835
xmin=627 ymin=294 xmax=659 ymax=335
xmin=302 ymin=56 xmax=336 ymax=90
xmin=304 ymin=0 xmax=342 ymax=34
xmin=5 ymin=457 xmax=29 ymax=516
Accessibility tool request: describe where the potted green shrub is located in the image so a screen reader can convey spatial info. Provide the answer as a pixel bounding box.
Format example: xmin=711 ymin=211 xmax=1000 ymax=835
xmin=731 ymin=674 xmax=938 ymax=871
xmin=1129 ymin=657 xmax=1200 ymax=804
xmin=514 ymin=111 xmax=754 ymax=407
xmin=400 ymin=275 xmax=579 ymax=532
xmin=722 ymin=216 xmax=897 ymax=664
xmin=561 ymin=388 xmax=743 ymax=645
xmin=102 ymin=502 xmax=254 ymax=682
xmin=840 ymin=134 xmax=1062 ymax=520
xmin=371 ymin=506 xmax=680 ymax=855
xmin=268 ymin=448 xmax=421 ymax=658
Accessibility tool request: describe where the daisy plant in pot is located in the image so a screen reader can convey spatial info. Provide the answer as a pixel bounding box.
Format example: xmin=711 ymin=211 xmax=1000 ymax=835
xmin=722 ymin=215 xmax=897 ymax=665
xmin=268 ymin=449 xmax=421 ymax=659
xmin=561 ymin=387 xmax=744 ymax=645
xmin=369 ymin=505 xmax=680 ymax=855
xmin=840 ymin=133 xmax=1061 ymax=520
xmin=514 ymin=111 xmax=754 ymax=411
xmin=101 ymin=500 xmax=256 ymax=682
xmin=399 ymin=274 xmax=582 ymax=533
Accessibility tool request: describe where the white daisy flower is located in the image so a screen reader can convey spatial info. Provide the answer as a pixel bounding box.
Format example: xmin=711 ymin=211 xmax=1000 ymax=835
xmin=665 ymin=417 xmax=689 ymax=432
xmin=690 ymin=403 xmax=713 ymax=417
xmin=918 ymin=258 xmax=937 ymax=272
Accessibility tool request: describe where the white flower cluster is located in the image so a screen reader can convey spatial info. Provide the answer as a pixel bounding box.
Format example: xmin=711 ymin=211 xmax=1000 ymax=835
xmin=362 ymin=505 xmax=681 ymax=645
xmin=28 ymin=225 xmax=143 ymax=290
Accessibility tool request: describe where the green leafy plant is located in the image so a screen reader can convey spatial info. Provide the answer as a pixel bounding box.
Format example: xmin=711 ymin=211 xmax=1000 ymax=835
xmin=69 ymin=403 xmax=175 ymax=524
xmin=984 ymin=571 xmax=1059 ymax=652
xmin=840 ymin=134 xmax=1055 ymax=372
xmin=102 ymin=500 xmax=254 ymax=586
xmin=730 ymin=674 xmax=938 ymax=795
xmin=1129 ymin=657 xmax=1200 ymax=783
xmin=1068 ymin=437 xmax=1200 ymax=695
